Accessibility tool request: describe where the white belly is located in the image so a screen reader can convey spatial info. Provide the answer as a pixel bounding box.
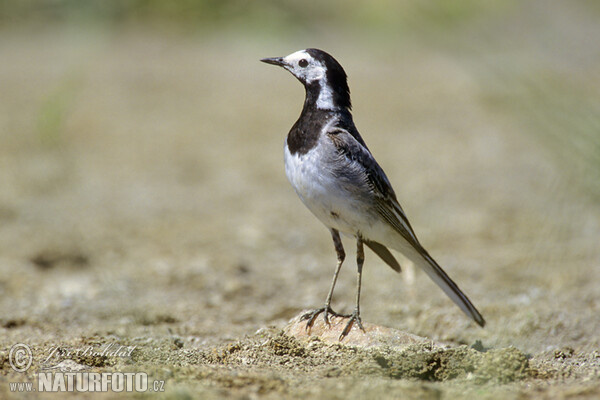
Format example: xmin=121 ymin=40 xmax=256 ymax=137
xmin=284 ymin=140 xmax=371 ymax=236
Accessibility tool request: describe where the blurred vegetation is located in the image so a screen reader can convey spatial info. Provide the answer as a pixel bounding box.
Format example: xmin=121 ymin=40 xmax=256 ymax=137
xmin=36 ymin=74 xmax=81 ymax=149
xmin=0 ymin=0 xmax=512 ymax=30
xmin=487 ymin=74 xmax=600 ymax=199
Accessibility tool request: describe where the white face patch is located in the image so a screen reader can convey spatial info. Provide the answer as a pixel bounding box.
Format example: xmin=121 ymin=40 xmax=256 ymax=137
xmin=282 ymin=50 xmax=335 ymax=110
xmin=282 ymin=50 xmax=325 ymax=82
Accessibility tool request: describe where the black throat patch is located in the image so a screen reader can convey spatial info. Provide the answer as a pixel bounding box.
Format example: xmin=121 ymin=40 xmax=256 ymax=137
xmin=286 ymin=50 xmax=354 ymax=155
xmin=287 ymin=106 xmax=333 ymax=155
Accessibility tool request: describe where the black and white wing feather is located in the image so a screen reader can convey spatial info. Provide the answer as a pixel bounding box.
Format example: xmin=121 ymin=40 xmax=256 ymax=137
xmin=325 ymin=124 xmax=486 ymax=327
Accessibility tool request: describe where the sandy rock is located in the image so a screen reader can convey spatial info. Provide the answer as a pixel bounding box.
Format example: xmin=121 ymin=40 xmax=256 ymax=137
xmin=284 ymin=310 xmax=442 ymax=350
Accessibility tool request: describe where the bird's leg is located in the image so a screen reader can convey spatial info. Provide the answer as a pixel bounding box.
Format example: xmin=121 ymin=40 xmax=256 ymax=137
xmin=339 ymin=236 xmax=366 ymax=340
xmin=301 ymin=229 xmax=350 ymax=330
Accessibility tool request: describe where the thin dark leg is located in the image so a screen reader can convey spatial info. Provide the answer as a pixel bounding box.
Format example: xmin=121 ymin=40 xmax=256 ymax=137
xmin=324 ymin=229 xmax=345 ymax=312
xmin=339 ymin=237 xmax=366 ymax=340
xmin=301 ymin=229 xmax=350 ymax=329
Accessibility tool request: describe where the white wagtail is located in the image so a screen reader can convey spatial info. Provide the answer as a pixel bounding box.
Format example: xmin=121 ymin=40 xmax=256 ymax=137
xmin=261 ymin=49 xmax=485 ymax=340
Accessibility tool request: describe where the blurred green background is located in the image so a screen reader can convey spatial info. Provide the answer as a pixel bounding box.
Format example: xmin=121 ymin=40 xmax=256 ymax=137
xmin=0 ymin=0 xmax=521 ymax=28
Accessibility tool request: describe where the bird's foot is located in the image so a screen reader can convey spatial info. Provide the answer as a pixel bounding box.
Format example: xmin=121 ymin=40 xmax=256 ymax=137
xmin=300 ymin=306 xmax=350 ymax=331
xmin=339 ymin=309 xmax=365 ymax=341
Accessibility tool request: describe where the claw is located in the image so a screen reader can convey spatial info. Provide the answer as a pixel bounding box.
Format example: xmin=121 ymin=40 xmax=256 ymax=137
xmin=299 ymin=308 xmax=322 ymax=331
xmin=338 ymin=309 xmax=365 ymax=341
xmin=300 ymin=306 xmax=349 ymax=332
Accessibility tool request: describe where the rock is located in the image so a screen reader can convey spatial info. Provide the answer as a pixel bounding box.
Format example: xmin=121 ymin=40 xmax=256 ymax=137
xmin=284 ymin=310 xmax=443 ymax=350
xmin=282 ymin=311 xmax=530 ymax=383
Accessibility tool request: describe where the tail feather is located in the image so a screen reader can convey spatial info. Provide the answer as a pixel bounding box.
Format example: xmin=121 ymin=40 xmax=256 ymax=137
xmin=372 ymin=184 xmax=485 ymax=326
xmin=396 ymin=239 xmax=485 ymax=328
xmin=365 ymin=240 xmax=401 ymax=272
xmin=405 ymin=244 xmax=485 ymax=327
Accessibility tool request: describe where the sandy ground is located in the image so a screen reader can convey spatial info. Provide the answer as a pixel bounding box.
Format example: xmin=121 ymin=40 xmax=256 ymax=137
xmin=1 ymin=3 xmax=600 ymax=398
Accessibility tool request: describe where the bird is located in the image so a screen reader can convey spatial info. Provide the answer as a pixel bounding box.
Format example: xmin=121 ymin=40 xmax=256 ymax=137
xmin=261 ymin=48 xmax=485 ymax=340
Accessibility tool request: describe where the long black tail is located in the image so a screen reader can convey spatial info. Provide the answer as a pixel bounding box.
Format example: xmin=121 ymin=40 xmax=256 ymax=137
xmin=405 ymin=243 xmax=485 ymax=327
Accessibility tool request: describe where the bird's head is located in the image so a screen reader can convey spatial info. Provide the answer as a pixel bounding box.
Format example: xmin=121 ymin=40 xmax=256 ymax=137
xmin=261 ymin=48 xmax=351 ymax=111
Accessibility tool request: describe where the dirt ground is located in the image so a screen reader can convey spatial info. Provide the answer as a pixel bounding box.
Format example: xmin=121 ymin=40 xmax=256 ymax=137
xmin=1 ymin=2 xmax=600 ymax=399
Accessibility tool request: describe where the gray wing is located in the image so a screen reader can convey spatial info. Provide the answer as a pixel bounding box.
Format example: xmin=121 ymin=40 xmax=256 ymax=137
xmin=326 ymin=126 xmax=421 ymax=247
xmin=326 ymin=126 xmax=486 ymax=328
xmin=326 ymin=126 xmax=416 ymax=272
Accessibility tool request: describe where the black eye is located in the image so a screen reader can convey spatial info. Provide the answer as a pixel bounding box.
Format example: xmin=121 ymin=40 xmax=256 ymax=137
xmin=298 ymin=59 xmax=308 ymax=68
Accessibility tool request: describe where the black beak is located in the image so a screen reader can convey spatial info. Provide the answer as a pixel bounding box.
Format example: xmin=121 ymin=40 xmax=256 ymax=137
xmin=260 ymin=57 xmax=286 ymax=67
